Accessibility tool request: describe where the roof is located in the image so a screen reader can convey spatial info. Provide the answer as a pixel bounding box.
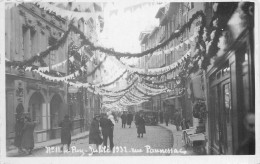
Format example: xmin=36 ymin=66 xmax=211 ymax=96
xmin=149 ymin=27 xmax=159 ymax=38
xmin=155 ymin=7 xmax=165 ymax=18
xmin=140 ymin=34 xmax=150 ymax=44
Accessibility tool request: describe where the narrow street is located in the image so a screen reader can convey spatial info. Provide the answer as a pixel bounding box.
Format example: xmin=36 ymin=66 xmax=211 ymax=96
xmin=28 ymin=120 xmax=174 ymax=156
xmin=4 ymin=2 xmax=256 ymax=163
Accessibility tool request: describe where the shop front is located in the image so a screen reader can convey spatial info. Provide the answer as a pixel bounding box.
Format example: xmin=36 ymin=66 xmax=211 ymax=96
xmin=207 ymin=28 xmax=254 ymax=154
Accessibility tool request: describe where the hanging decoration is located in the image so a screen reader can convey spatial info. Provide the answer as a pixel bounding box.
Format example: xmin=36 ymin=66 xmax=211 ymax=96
xmin=128 ymin=50 xmax=191 ymax=76
xmin=35 ymin=2 xmax=103 ymax=21
xmin=70 ymin=10 xmax=206 ymax=58
xmin=201 ymin=2 xmax=239 ymax=69
xmin=93 ymin=70 xmax=128 ymax=88
xmin=6 ymin=23 xmax=73 ymax=68
xmin=192 ymin=100 xmax=207 ymax=120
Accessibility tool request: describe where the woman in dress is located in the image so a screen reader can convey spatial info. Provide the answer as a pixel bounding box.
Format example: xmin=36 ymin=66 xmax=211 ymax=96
xmin=21 ymin=117 xmax=36 ymax=154
xmin=59 ymin=115 xmax=72 ymax=152
xmin=89 ymin=114 xmax=103 ymax=150
xmin=136 ymin=113 xmax=146 ymax=138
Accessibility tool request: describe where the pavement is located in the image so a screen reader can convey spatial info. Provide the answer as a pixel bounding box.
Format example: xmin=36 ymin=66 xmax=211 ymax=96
xmin=6 ymin=131 xmax=89 ymax=157
xmin=7 ymin=120 xmax=174 ymax=157
xmin=158 ymin=123 xmax=207 ymax=155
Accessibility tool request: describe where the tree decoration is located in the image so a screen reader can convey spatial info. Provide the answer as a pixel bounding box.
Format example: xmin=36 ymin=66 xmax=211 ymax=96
xmin=201 ymin=2 xmax=238 ymax=69
xmin=192 ymin=100 xmax=207 ymax=120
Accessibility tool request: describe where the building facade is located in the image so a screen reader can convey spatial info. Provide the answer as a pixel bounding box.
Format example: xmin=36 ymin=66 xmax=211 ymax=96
xmin=138 ymin=2 xmax=255 ymax=155
xmin=5 ymin=3 xmax=69 ymax=148
xmin=5 ymin=2 xmax=104 ymax=150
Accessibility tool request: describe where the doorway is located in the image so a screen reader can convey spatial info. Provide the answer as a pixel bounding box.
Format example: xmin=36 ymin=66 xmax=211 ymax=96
xmin=209 ymin=62 xmax=233 ymax=155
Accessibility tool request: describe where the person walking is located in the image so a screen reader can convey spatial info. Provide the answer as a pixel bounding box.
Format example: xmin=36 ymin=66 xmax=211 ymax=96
xmin=21 ymin=116 xmax=36 ymax=155
xmin=14 ymin=114 xmax=25 ymax=153
xmin=136 ymin=113 xmax=146 ymax=138
xmin=159 ymin=110 xmax=164 ymax=124
xmin=164 ymin=111 xmax=170 ymax=126
xmin=59 ymin=115 xmax=72 ymax=152
xmin=127 ymin=112 xmax=133 ymax=128
xmin=100 ymin=113 xmax=114 ymax=151
xmin=121 ymin=112 xmax=127 ymax=128
xmin=89 ymin=114 xmax=103 ymax=151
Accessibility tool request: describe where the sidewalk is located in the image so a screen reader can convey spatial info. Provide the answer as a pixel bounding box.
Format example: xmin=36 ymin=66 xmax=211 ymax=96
xmin=158 ymin=123 xmax=194 ymax=155
xmin=7 ymin=131 xmax=89 ymax=157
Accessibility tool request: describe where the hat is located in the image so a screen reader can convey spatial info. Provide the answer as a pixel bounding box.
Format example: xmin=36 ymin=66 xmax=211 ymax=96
xmin=94 ymin=113 xmax=100 ymax=118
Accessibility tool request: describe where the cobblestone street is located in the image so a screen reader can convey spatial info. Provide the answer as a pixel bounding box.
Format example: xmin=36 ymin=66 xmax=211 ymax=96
xmin=26 ymin=120 xmax=175 ymax=157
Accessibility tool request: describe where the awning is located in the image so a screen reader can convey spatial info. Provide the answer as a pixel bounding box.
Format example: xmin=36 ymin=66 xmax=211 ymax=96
xmin=164 ymin=95 xmax=183 ymax=100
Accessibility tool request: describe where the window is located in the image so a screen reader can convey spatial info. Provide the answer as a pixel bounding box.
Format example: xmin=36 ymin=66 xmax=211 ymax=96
xmin=30 ymin=29 xmax=36 ymax=56
xmin=22 ymin=26 xmax=30 ymax=59
xmin=190 ymin=2 xmax=194 ymax=9
xmin=49 ymin=37 xmax=57 ymax=65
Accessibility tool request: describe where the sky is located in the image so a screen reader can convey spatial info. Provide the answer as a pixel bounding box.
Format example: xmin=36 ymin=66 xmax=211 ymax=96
xmin=99 ymin=2 xmax=164 ymax=65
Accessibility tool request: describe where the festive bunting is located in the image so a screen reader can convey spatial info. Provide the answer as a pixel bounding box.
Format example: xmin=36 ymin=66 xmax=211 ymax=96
xmin=35 ymin=2 xmax=102 ymax=21
xmin=70 ymin=10 xmax=206 ymax=58
xmin=6 ymin=22 xmax=73 ymax=68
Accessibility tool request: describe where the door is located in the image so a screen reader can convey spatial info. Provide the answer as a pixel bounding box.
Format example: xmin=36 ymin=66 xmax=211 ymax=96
xmin=221 ymin=80 xmax=233 ymax=154
xmin=209 ymin=62 xmax=233 ymax=154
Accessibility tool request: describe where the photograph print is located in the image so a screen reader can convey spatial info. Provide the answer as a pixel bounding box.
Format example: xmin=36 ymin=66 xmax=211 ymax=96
xmin=3 ymin=1 xmax=256 ymax=159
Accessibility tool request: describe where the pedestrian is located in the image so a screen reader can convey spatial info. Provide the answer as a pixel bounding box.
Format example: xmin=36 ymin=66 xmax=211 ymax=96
xmin=100 ymin=113 xmax=114 ymax=151
xmin=136 ymin=113 xmax=146 ymax=138
xmin=127 ymin=112 xmax=133 ymax=128
xmin=21 ymin=116 xmax=36 ymax=155
xmin=181 ymin=118 xmax=187 ymax=130
xmin=175 ymin=110 xmax=182 ymax=131
xmin=159 ymin=110 xmax=163 ymax=124
xmin=14 ymin=113 xmax=25 ymax=153
xmin=164 ymin=111 xmax=170 ymax=126
xmin=112 ymin=112 xmax=118 ymax=123
xmin=89 ymin=114 xmax=103 ymax=151
xmin=236 ymin=113 xmax=255 ymax=155
xmin=59 ymin=115 xmax=72 ymax=152
xmin=121 ymin=112 xmax=127 ymax=128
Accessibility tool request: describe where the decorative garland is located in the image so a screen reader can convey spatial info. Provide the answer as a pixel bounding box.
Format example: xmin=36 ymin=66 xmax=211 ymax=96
xmin=93 ymin=70 xmax=128 ymax=88
xmin=201 ymin=2 xmax=239 ymax=69
xmin=98 ymin=78 xmax=138 ymax=94
xmin=143 ymin=76 xmax=178 ymax=85
xmin=134 ymin=86 xmax=159 ymax=97
xmin=35 ymin=2 xmax=102 ymax=21
xmin=192 ymin=100 xmax=207 ymax=120
xmin=129 ymin=50 xmax=192 ymax=76
xmin=70 ymin=11 xmax=206 ymax=58
xmin=6 ymin=22 xmax=73 ymax=68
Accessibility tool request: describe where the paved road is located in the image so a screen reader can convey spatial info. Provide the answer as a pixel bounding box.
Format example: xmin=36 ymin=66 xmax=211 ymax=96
xmin=27 ymin=120 xmax=174 ymax=157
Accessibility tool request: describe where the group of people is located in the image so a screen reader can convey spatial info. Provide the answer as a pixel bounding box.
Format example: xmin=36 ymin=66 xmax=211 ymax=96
xmin=120 ymin=112 xmax=133 ymax=128
xmin=13 ymin=109 xmax=148 ymax=155
xmin=159 ymin=109 xmax=186 ymax=131
xmin=121 ymin=111 xmax=146 ymax=138
xmin=14 ymin=114 xmax=37 ymax=155
xmin=89 ymin=111 xmax=115 ymax=151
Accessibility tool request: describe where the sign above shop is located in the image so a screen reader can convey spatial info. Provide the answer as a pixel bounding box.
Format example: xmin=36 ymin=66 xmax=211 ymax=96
xmin=68 ymin=86 xmax=78 ymax=93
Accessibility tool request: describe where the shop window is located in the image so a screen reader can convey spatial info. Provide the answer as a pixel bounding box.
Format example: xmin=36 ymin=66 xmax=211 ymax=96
xmin=190 ymin=2 xmax=194 ymax=9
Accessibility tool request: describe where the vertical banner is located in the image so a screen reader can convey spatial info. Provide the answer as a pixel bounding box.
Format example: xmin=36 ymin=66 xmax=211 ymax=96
xmin=14 ymin=80 xmax=25 ymax=105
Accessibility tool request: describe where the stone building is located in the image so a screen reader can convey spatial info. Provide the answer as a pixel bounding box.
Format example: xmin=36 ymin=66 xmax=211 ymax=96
xmin=5 ymin=2 xmax=104 ymax=150
xmin=5 ymin=3 xmax=69 ymax=148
